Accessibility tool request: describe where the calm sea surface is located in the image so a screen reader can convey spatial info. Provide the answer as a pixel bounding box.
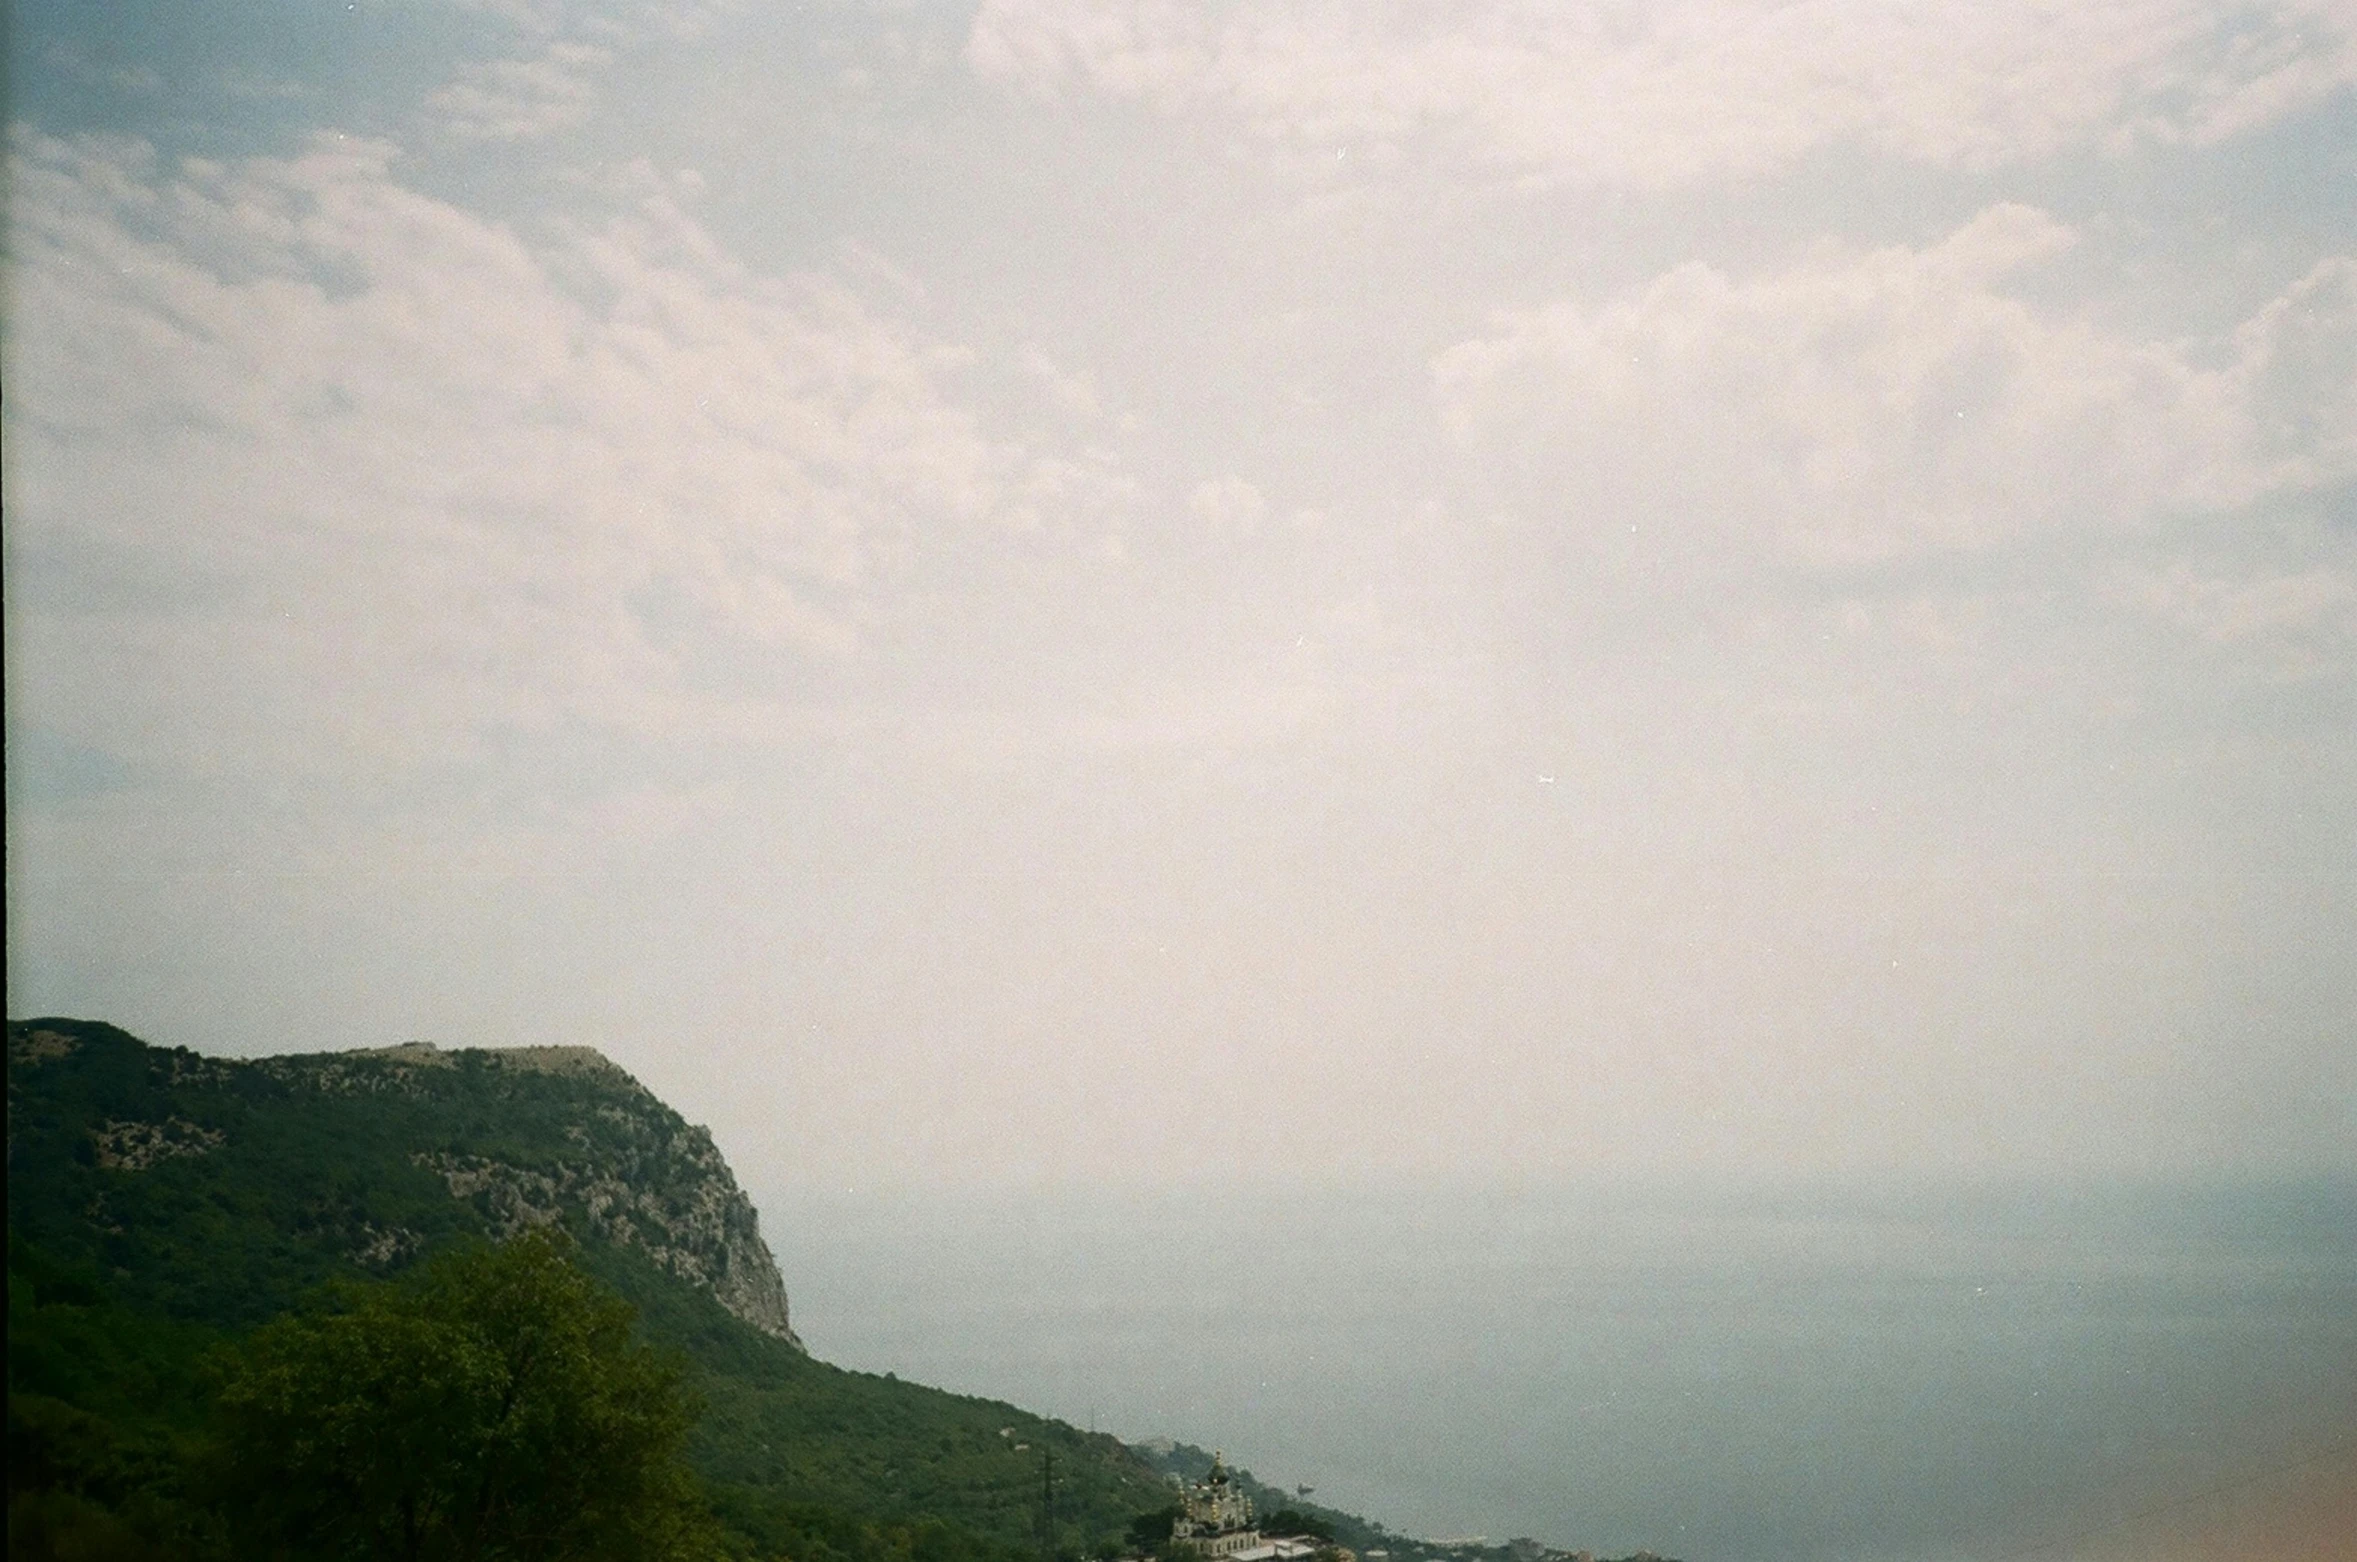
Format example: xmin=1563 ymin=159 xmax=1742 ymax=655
xmin=758 ymin=1178 xmax=2357 ymax=1562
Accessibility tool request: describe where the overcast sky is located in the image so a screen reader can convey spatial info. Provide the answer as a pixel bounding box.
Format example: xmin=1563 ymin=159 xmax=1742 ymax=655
xmin=8 ymin=0 xmax=2354 ymax=1197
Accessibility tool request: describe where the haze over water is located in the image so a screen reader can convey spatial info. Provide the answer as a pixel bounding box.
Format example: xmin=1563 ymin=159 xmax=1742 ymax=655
xmin=773 ymin=1177 xmax=2357 ymax=1562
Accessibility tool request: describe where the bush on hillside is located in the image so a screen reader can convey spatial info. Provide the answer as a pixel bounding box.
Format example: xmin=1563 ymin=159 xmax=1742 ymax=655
xmin=213 ymin=1232 xmax=717 ymax=1562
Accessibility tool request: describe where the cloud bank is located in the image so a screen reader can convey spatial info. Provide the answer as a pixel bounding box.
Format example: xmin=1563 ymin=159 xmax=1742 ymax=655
xmin=6 ymin=129 xmax=1131 ymax=788
xmin=969 ymin=0 xmax=2357 ymax=184
xmin=1435 ymin=205 xmax=2357 ymax=566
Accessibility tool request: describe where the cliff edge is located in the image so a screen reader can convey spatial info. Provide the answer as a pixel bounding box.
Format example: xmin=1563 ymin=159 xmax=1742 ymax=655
xmin=8 ymin=1019 xmax=801 ymax=1347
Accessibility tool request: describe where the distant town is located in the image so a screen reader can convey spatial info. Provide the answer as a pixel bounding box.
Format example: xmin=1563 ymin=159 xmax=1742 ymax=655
xmin=1127 ymin=1441 xmax=1672 ymax=1562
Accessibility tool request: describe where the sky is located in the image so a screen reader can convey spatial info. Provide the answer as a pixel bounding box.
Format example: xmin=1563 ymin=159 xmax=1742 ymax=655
xmin=7 ymin=0 xmax=2357 ymax=1199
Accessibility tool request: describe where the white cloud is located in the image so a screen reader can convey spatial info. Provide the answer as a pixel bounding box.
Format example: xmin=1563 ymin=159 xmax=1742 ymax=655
xmin=430 ymin=42 xmax=615 ymax=141
xmin=1188 ymin=475 xmax=1269 ymax=534
xmin=968 ymin=0 xmax=2357 ymax=185
xmin=3 ymin=130 xmax=1122 ymax=782
xmin=2114 ymin=561 xmax=2357 ymax=680
xmin=2234 ymin=254 xmax=2357 ymax=485
xmin=424 ymin=0 xmax=743 ymax=141
xmin=1018 ymin=343 xmax=1108 ymax=422
xmin=1431 ymin=205 xmax=2357 ymax=565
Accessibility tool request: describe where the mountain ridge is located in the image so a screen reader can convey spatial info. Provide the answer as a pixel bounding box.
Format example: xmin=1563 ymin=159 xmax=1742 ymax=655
xmin=7 ymin=1015 xmax=1176 ymax=1560
xmin=10 ymin=1019 xmax=800 ymax=1345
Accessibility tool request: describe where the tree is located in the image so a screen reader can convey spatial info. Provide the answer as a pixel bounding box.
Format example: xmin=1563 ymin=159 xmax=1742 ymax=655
xmin=1259 ymin=1513 xmax=1333 ymax=1542
xmin=1122 ymin=1507 xmax=1177 ymax=1552
xmin=213 ymin=1233 xmax=716 ymax=1562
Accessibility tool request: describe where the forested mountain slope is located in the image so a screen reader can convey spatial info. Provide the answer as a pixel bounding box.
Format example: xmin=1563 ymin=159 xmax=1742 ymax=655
xmin=7 ymin=1018 xmax=1174 ymax=1560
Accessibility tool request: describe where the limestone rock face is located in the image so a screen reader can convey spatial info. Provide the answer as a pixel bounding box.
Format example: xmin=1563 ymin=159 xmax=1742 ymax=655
xmin=8 ymin=1020 xmax=804 ymax=1351
xmin=267 ymin=1041 xmax=805 ymax=1348
xmin=415 ymin=1108 xmax=801 ymax=1345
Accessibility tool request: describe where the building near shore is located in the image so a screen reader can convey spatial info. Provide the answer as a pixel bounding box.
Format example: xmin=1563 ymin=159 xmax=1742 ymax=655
xmin=1169 ymin=1454 xmax=1347 ymax=1562
xmin=1173 ymin=1453 xmax=1260 ymax=1559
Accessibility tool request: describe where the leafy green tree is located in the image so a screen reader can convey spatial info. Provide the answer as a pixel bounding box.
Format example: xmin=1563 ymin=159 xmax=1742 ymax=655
xmin=213 ymin=1232 xmax=716 ymax=1562
xmin=1259 ymin=1513 xmax=1333 ymax=1542
xmin=1121 ymin=1508 xmax=1177 ymax=1552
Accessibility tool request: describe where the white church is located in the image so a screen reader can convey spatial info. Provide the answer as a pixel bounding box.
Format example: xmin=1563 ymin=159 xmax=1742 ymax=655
xmin=1170 ymin=1454 xmax=1339 ymax=1562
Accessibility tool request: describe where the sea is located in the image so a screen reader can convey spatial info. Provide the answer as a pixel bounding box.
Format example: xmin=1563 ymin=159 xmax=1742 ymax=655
xmin=758 ymin=1176 xmax=2357 ymax=1562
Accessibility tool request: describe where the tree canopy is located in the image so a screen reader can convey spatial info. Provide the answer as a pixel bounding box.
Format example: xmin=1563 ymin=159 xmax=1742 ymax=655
xmin=213 ymin=1232 xmax=715 ymax=1562
xmin=1258 ymin=1513 xmax=1334 ymax=1542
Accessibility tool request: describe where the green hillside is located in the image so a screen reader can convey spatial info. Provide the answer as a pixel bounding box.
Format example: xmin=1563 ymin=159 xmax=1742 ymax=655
xmin=7 ymin=1018 xmax=1175 ymax=1561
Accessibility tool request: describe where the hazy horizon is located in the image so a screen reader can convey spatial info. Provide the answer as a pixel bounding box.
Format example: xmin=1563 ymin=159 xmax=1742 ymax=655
xmin=761 ymin=1175 xmax=2356 ymax=1562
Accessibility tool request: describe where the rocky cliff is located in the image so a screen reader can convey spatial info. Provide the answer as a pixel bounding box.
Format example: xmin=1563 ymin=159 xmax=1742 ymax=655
xmin=7 ymin=1019 xmax=801 ymax=1346
xmin=10 ymin=1017 xmax=1185 ymax=1560
xmin=396 ymin=1049 xmax=798 ymax=1343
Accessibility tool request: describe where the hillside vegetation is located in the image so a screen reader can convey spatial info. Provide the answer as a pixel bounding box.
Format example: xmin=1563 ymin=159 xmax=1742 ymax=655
xmin=7 ymin=1018 xmax=1174 ymax=1561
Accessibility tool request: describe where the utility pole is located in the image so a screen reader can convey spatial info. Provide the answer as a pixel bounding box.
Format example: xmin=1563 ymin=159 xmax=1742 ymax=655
xmin=1040 ymin=1446 xmax=1056 ymax=1562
